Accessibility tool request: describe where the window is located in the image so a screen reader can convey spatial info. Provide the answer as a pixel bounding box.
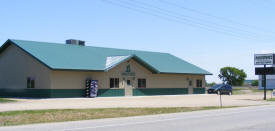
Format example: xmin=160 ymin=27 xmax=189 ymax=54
xmin=138 ymin=79 xmax=146 ymax=88
xmin=126 ymin=64 xmax=131 ymax=72
xmin=189 ymin=80 xmax=193 ymax=86
xmin=27 ymin=77 xmax=35 ymax=88
xmin=110 ymin=78 xmax=119 ymax=88
xmin=196 ymin=80 xmax=202 ymax=87
xmin=127 ymin=80 xmax=131 ymax=85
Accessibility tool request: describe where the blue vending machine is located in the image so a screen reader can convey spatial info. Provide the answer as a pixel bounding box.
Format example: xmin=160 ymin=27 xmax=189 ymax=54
xmin=90 ymin=80 xmax=98 ymax=98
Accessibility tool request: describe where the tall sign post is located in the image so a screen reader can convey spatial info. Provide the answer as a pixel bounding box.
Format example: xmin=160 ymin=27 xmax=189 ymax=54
xmin=263 ymin=64 xmax=266 ymax=100
xmin=254 ymin=54 xmax=275 ymax=100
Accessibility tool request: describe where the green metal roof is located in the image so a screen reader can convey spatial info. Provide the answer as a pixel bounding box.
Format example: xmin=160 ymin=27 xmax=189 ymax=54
xmin=1 ymin=39 xmax=212 ymax=75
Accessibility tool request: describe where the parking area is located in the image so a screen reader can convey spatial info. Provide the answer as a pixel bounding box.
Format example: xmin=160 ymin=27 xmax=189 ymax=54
xmin=0 ymin=94 xmax=272 ymax=112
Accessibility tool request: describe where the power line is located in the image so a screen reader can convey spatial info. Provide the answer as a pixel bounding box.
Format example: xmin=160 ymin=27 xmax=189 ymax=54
xmin=129 ymin=0 xmax=264 ymax=38
xmin=102 ymin=0 xmax=263 ymax=40
xmin=160 ymin=0 xmax=275 ymax=36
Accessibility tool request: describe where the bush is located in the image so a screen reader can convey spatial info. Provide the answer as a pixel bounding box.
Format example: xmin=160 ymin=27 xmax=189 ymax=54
xmin=207 ymin=82 xmax=216 ymax=87
xmin=251 ymin=80 xmax=258 ymax=86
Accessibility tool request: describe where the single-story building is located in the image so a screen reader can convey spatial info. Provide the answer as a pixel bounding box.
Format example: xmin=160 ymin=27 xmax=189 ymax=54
xmin=0 ymin=39 xmax=211 ymax=98
xmin=259 ymin=74 xmax=275 ymax=89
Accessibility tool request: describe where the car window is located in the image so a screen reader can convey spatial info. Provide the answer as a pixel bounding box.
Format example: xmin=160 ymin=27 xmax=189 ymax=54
xmin=211 ymin=84 xmax=222 ymax=89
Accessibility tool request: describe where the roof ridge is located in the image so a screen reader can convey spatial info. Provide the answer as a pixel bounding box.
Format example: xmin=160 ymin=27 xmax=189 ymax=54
xmin=10 ymin=39 xmax=170 ymax=54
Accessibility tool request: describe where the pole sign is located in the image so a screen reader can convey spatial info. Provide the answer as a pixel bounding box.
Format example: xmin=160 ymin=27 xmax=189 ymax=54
xmin=255 ymin=67 xmax=275 ymax=75
xmin=254 ymin=54 xmax=275 ymax=65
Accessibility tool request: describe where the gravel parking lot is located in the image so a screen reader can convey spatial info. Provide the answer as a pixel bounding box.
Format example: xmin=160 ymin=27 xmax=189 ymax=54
xmin=0 ymin=94 xmax=272 ymax=112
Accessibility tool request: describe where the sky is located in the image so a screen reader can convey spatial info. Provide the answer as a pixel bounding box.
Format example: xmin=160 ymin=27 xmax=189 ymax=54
xmin=0 ymin=0 xmax=275 ymax=83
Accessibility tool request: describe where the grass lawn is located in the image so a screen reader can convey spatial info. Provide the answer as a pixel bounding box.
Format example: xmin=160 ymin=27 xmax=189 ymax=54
xmin=232 ymin=87 xmax=272 ymax=95
xmin=0 ymin=98 xmax=16 ymax=103
xmin=232 ymin=88 xmax=244 ymax=95
xmin=251 ymin=89 xmax=272 ymax=93
xmin=267 ymin=98 xmax=275 ymax=101
xmin=0 ymin=106 xmax=237 ymax=126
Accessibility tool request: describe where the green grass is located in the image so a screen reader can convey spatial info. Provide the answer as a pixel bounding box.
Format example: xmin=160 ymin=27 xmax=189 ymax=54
xmin=232 ymin=88 xmax=244 ymax=95
xmin=0 ymin=106 xmax=237 ymax=126
xmin=0 ymin=98 xmax=16 ymax=103
xmin=267 ymin=98 xmax=275 ymax=101
xmin=232 ymin=87 xmax=272 ymax=95
xmin=251 ymin=89 xmax=272 ymax=93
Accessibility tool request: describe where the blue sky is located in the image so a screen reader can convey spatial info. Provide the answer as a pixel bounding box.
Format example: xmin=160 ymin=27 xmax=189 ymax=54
xmin=1 ymin=0 xmax=275 ymax=83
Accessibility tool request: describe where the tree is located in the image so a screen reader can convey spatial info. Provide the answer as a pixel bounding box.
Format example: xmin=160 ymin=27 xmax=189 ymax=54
xmin=251 ymin=80 xmax=258 ymax=86
xmin=218 ymin=67 xmax=247 ymax=86
xmin=207 ymin=82 xmax=216 ymax=87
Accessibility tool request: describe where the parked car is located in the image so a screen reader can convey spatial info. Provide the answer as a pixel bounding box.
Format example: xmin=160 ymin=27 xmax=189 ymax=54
xmin=207 ymin=84 xmax=232 ymax=95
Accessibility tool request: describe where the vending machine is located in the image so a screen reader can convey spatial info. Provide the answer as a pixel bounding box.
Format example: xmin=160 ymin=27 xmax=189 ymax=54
xmin=90 ymin=80 xmax=98 ymax=98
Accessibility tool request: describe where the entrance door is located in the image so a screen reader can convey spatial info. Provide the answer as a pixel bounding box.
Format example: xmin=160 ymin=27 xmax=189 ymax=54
xmin=188 ymin=79 xmax=193 ymax=94
xmin=125 ymin=79 xmax=133 ymax=96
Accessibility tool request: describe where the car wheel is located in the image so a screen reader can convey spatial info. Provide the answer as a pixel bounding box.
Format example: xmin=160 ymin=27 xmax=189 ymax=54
xmin=229 ymin=92 xmax=232 ymax=96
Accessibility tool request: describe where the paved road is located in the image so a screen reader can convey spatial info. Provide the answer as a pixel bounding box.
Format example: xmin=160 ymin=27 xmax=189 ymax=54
xmin=1 ymin=104 xmax=275 ymax=131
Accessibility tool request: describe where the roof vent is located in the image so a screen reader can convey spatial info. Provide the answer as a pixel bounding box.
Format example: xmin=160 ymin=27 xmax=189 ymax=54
xmin=66 ymin=39 xmax=85 ymax=46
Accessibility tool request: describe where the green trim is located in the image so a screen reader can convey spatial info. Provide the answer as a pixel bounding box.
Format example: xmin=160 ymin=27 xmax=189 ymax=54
xmin=0 ymin=89 xmax=125 ymax=98
xmin=97 ymin=89 xmax=125 ymax=97
xmin=104 ymin=55 xmax=160 ymax=73
xmin=133 ymin=88 xmax=188 ymax=96
xmin=0 ymin=89 xmax=51 ymax=98
xmin=50 ymin=89 xmax=86 ymax=98
xmin=193 ymin=88 xmax=205 ymax=94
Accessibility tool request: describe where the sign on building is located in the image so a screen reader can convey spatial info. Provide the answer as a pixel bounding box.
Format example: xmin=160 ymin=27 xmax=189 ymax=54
xmin=254 ymin=54 xmax=275 ymax=65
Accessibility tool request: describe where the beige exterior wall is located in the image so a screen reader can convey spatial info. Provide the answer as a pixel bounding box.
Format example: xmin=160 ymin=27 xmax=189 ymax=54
xmin=50 ymin=71 xmax=106 ymax=89
xmin=105 ymin=59 xmax=205 ymax=89
xmin=0 ymin=44 xmax=205 ymax=94
xmin=49 ymin=59 xmax=205 ymax=94
xmin=0 ymin=44 xmax=51 ymax=89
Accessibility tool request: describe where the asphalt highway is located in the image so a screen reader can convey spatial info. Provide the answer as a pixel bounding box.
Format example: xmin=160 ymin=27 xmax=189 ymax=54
xmin=1 ymin=104 xmax=275 ymax=131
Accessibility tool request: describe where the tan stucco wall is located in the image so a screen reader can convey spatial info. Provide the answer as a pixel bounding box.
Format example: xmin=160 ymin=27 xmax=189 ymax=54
xmin=106 ymin=59 xmax=205 ymax=89
xmin=50 ymin=71 xmax=107 ymax=89
xmin=0 ymin=45 xmax=205 ymax=93
xmin=50 ymin=59 xmax=205 ymax=92
xmin=0 ymin=44 xmax=51 ymax=89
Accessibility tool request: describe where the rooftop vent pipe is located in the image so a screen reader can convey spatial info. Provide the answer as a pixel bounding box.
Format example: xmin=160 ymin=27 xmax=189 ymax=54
xmin=66 ymin=39 xmax=85 ymax=46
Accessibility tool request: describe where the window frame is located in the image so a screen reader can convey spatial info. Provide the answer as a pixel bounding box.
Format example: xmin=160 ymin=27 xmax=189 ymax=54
xmin=138 ymin=78 xmax=146 ymax=88
xmin=126 ymin=64 xmax=131 ymax=72
xmin=27 ymin=77 xmax=35 ymax=88
xmin=189 ymin=80 xmax=193 ymax=86
xmin=110 ymin=78 xmax=119 ymax=88
xmin=196 ymin=79 xmax=202 ymax=87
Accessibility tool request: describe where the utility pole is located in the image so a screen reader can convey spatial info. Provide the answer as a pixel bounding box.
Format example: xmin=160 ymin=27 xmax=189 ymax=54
xmin=263 ymin=64 xmax=266 ymax=100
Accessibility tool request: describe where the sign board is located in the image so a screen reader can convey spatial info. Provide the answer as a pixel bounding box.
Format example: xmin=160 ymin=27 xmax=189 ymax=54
xmin=254 ymin=54 xmax=275 ymax=65
xmin=255 ymin=67 xmax=275 ymax=75
xmin=121 ymin=72 xmax=136 ymax=77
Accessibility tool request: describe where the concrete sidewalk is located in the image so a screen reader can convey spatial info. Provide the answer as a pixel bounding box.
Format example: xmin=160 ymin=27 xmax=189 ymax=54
xmin=0 ymin=94 xmax=272 ymax=112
